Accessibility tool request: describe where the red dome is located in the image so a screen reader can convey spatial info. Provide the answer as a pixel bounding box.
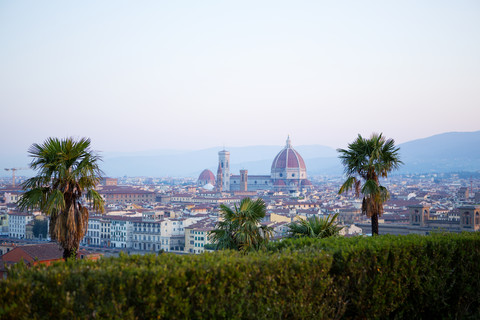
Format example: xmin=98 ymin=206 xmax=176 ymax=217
xmin=198 ymin=169 xmax=216 ymax=185
xmin=271 ymin=137 xmax=306 ymax=171
xmin=274 ymin=179 xmax=286 ymax=186
xmin=271 ymin=148 xmax=306 ymax=170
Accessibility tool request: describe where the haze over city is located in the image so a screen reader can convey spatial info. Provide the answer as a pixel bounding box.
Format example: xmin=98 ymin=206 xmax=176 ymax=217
xmin=1 ymin=0 xmax=479 ymax=160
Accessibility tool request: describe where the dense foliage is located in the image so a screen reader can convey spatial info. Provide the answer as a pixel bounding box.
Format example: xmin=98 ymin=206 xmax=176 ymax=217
xmin=338 ymin=133 xmax=402 ymax=235
xmin=1 ymin=233 xmax=480 ymax=319
xmin=17 ymin=137 xmax=105 ymax=259
xmin=209 ymin=197 xmax=273 ymax=252
xmin=32 ymin=219 xmax=48 ymax=239
xmin=287 ymin=213 xmax=343 ymax=238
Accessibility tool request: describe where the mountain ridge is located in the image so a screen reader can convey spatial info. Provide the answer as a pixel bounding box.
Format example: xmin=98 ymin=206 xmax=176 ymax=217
xmin=100 ymin=130 xmax=480 ymax=177
xmin=2 ymin=131 xmax=479 ymax=177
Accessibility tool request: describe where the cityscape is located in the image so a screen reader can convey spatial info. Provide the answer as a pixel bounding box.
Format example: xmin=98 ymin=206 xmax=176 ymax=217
xmin=1 ymin=1 xmax=479 ymax=318
xmin=1 ymin=135 xmax=479 ymax=262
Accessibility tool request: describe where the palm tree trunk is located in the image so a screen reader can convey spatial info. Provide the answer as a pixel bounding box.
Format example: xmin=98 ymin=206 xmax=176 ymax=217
xmin=371 ymin=214 xmax=379 ymax=235
xmin=63 ymin=247 xmax=76 ymax=260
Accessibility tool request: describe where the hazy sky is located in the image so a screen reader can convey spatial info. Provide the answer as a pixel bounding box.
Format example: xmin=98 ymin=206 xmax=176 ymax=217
xmin=1 ymin=0 xmax=479 ymax=156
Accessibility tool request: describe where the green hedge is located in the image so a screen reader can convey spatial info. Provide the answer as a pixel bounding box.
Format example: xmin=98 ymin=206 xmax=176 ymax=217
xmin=268 ymin=233 xmax=480 ymax=319
xmin=1 ymin=233 xmax=480 ymax=319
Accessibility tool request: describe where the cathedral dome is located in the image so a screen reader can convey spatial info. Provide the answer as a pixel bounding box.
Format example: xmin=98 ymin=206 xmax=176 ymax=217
xmin=198 ymin=169 xmax=216 ymax=186
xmin=271 ymin=137 xmax=307 ymax=181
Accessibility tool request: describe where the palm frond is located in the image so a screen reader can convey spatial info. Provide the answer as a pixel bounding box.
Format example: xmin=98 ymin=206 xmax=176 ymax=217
xmin=17 ymin=137 xmax=105 ymax=259
xmin=287 ymin=214 xmax=343 ymax=239
xmin=210 ymin=197 xmax=270 ymax=253
xmin=337 ymin=133 xmax=402 ymax=233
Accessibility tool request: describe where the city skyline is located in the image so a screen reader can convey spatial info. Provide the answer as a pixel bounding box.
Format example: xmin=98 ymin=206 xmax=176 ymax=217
xmin=1 ymin=1 xmax=479 ymax=155
xmin=2 ymin=129 xmax=480 ymax=178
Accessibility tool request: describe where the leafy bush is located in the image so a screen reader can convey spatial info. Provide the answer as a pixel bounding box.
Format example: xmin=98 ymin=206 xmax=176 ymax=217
xmin=210 ymin=197 xmax=273 ymax=252
xmin=1 ymin=233 xmax=479 ymax=319
xmin=287 ymin=213 xmax=343 ymax=238
xmin=268 ymin=232 xmax=480 ymax=319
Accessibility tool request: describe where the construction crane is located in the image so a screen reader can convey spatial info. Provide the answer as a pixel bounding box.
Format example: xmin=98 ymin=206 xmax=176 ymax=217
xmin=4 ymin=167 xmax=28 ymax=188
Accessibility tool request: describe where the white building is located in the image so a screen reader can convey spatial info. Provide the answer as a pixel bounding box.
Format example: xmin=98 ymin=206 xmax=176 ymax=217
xmin=80 ymin=213 xmax=208 ymax=252
xmin=100 ymin=218 xmax=111 ymax=247
xmin=129 ymin=216 xmax=202 ymax=252
xmin=8 ymin=212 xmax=34 ymax=239
xmin=82 ymin=217 xmax=101 ymax=246
xmin=131 ymin=220 xmax=162 ymax=252
xmin=159 ymin=219 xmax=189 ymax=252
xmin=110 ymin=217 xmax=133 ymax=249
xmin=4 ymin=192 xmax=22 ymax=204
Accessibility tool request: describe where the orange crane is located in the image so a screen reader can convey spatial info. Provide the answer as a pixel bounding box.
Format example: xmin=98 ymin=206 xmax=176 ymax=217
xmin=4 ymin=167 xmax=28 ymax=188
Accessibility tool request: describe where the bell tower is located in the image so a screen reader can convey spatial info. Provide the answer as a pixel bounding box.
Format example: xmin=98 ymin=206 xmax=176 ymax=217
xmin=218 ymin=150 xmax=230 ymax=192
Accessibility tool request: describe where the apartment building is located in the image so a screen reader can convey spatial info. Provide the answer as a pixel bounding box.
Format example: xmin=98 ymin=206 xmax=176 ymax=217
xmin=8 ymin=212 xmax=33 ymax=239
xmin=185 ymin=219 xmax=215 ymax=254
xmin=82 ymin=217 xmax=101 ymax=246
xmin=110 ymin=217 xmax=133 ymax=249
xmin=99 ymin=186 xmax=156 ymax=205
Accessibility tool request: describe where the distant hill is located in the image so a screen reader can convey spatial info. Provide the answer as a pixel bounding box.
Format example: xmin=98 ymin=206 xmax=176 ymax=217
xmin=102 ymin=144 xmax=337 ymax=177
xmin=83 ymin=131 xmax=480 ymax=177
xmin=105 ymin=131 xmax=480 ymax=177
xmin=306 ymin=130 xmax=480 ymax=175
xmin=3 ymin=131 xmax=479 ymax=178
xmin=398 ymin=131 xmax=480 ymax=173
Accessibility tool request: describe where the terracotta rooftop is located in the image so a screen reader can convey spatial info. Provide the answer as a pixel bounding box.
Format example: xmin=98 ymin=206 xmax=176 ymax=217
xmin=271 ymin=137 xmax=306 ymax=170
xmin=2 ymin=243 xmax=64 ymax=262
xmin=198 ymin=169 xmax=216 ymax=184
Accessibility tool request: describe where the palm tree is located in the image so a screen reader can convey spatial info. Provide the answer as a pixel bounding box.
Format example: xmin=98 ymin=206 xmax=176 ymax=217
xmin=209 ymin=197 xmax=273 ymax=252
xmin=17 ymin=137 xmax=105 ymax=259
xmin=287 ymin=213 xmax=343 ymax=238
xmin=337 ymin=133 xmax=402 ymax=235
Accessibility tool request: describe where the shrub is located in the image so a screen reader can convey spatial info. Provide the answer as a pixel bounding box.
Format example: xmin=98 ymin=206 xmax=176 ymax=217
xmin=268 ymin=232 xmax=480 ymax=319
xmin=1 ymin=233 xmax=479 ymax=319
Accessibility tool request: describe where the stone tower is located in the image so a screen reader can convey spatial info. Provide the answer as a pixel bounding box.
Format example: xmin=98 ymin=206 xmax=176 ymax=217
xmin=409 ymin=205 xmax=430 ymax=227
xmin=459 ymin=205 xmax=480 ymax=231
xmin=240 ymin=169 xmax=248 ymax=191
xmin=218 ymin=150 xmax=230 ymax=192
xmin=216 ymin=162 xmax=223 ymax=192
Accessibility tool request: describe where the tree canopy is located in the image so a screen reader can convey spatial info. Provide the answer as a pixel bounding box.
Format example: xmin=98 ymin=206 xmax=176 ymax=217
xmin=209 ymin=197 xmax=273 ymax=253
xmin=337 ymin=133 xmax=402 ymax=235
xmin=17 ymin=137 xmax=105 ymax=259
xmin=287 ymin=213 xmax=343 ymax=239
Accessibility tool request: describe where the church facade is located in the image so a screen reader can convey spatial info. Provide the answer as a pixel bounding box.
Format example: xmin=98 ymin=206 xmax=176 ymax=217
xmin=198 ymin=137 xmax=313 ymax=193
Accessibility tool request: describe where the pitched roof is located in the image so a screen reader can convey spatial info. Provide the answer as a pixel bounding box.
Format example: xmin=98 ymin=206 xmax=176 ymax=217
xmin=2 ymin=243 xmax=63 ymax=263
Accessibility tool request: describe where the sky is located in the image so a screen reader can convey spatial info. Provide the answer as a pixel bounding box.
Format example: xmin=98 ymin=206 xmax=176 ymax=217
xmin=1 ymin=0 xmax=479 ymax=160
